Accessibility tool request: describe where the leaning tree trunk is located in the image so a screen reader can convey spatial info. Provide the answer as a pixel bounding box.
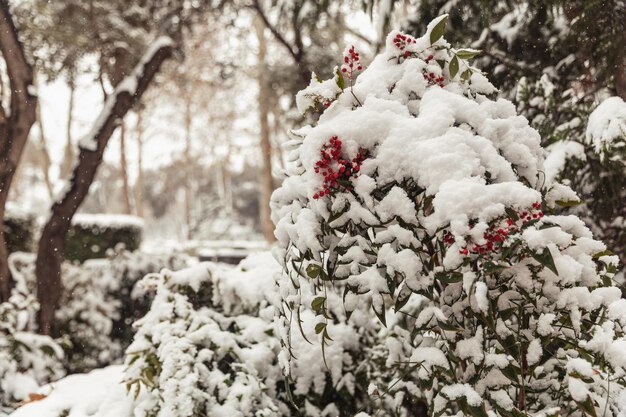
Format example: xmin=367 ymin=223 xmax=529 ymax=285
xmin=0 ymin=0 xmax=37 ymax=302
xmin=35 ymin=37 xmax=175 ymax=334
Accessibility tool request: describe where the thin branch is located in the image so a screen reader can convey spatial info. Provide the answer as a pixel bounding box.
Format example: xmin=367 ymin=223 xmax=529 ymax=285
xmin=251 ymin=0 xmax=300 ymax=63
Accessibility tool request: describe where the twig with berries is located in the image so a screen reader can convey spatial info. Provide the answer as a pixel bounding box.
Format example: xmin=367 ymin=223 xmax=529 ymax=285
xmin=341 ymin=45 xmax=363 ymax=107
xmin=446 ymin=202 xmax=545 ymax=260
xmin=313 ymin=135 xmax=366 ymax=199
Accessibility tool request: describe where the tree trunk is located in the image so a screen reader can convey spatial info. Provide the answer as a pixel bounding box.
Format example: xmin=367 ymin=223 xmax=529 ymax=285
xmin=60 ymin=75 xmax=75 ymax=179
xmin=35 ymin=38 xmax=175 ymax=334
xmin=134 ymin=111 xmax=145 ymax=218
xmin=119 ymin=121 xmax=132 ymax=214
xmin=0 ymin=0 xmax=37 ymax=302
xmin=35 ymin=96 xmax=54 ymax=198
xmin=255 ymin=17 xmax=276 ymax=243
xmin=616 ymin=48 xmax=626 ymax=101
xmin=183 ymin=95 xmax=193 ymax=240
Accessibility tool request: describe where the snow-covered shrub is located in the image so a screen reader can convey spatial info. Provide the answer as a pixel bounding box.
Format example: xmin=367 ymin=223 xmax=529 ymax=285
xmin=8 ymin=248 xmax=193 ymax=374
xmin=541 ymin=96 xmax=626 ymax=271
xmin=272 ymin=15 xmax=626 ymax=416
xmin=65 ymin=214 xmax=144 ymax=262
xmin=123 ymin=252 xmax=421 ymax=417
xmin=0 ymin=284 xmax=64 ymax=415
xmin=124 ymin=255 xmax=284 ymax=417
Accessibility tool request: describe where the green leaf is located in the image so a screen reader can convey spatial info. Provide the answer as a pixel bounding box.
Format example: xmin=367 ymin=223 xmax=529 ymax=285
xmin=435 ymin=271 xmax=463 ymax=283
xmin=531 ymin=248 xmax=559 ymax=275
xmin=455 ymin=48 xmax=481 ymax=59
xmin=501 ymin=364 xmax=520 ymax=382
xmin=575 ymin=397 xmax=598 ymax=417
xmin=335 ymin=68 xmax=345 ymax=90
xmin=461 ymin=69 xmax=472 ymax=82
xmin=394 ymin=284 xmax=412 ymax=312
xmin=592 ymin=249 xmax=614 ymax=259
xmin=468 ymin=405 xmax=489 ymax=417
xmin=505 ymin=207 xmax=519 ymax=221
xmin=437 ymin=320 xmax=461 ymax=332
xmin=429 ymin=15 xmax=448 ymax=45
xmin=311 ymin=296 xmax=326 ymax=312
xmin=448 ymin=55 xmax=459 ymax=79
xmin=482 ymin=261 xmax=506 ymax=274
xmin=306 ymin=264 xmax=321 ymax=279
xmin=555 ymin=199 xmax=582 ymax=207
xmin=373 ymin=297 xmax=387 ymax=327
xmin=40 ymin=344 xmax=57 ymax=357
xmin=314 ymin=322 xmax=326 ymax=334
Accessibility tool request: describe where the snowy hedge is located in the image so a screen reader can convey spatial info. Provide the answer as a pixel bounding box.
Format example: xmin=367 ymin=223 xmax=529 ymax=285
xmin=4 ymin=248 xmax=192 ymax=379
xmin=271 ymin=16 xmax=625 ymax=417
xmin=3 ymin=208 xmax=35 ymax=253
xmin=65 ymin=214 xmax=144 ymax=262
xmin=0 ymin=279 xmax=64 ymax=415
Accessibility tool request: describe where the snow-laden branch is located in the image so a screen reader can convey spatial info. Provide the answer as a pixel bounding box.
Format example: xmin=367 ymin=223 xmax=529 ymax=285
xmin=78 ymin=36 xmax=174 ymax=151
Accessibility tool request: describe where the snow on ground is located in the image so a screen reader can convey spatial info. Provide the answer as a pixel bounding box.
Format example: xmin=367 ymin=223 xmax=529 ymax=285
xmin=9 ymin=366 xmax=137 ymax=417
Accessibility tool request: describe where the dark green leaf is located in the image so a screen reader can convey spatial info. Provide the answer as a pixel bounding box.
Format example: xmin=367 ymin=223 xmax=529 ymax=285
xmin=456 ymin=48 xmax=481 ymax=59
xmin=482 ymin=261 xmax=506 ymax=274
xmin=592 ymin=249 xmax=614 ymax=259
xmin=306 ymin=264 xmax=321 ymax=279
xmin=461 ymin=69 xmax=472 ymax=82
xmin=575 ymin=397 xmax=598 ymax=417
xmin=449 ymin=55 xmax=459 ymax=79
xmin=505 ymin=207 xmax=519 ymax=221
xmin=429 ymin=15 xmax=448 ymax=45
xmin=555 ymin=199 xmax=582 ymax=207
xmin=373 ymin=298 xmax=387 ymax=327
xmin=437 ymin=320 xmax=461 ymax=332
xmin=315 ymin=322 xmax=326 ymax=334
xmin=435 ymin=271 xmax=463 ymax=283
xmin=335 ymin=68 xmax=345 ymax=90
xmin=531 ymin=249 xmax=559 ymax=275
xmin=395 ymin=284 xmax=412 ymax=312
xmin=311 ymin=296 xmax=326 ymax=312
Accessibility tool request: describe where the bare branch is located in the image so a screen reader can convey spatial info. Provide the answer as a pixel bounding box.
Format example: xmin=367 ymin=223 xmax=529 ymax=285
xmin=251 ymin=0 xmax=300 ymax=64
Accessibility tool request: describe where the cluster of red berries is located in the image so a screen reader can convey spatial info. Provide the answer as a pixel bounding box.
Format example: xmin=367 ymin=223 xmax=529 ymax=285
xmin=341 ymin=45 xmax=363 ymax=79
xmin=312 ymin=135 xmax=365 ymax=199
xmin=447 ymin=202 xmax=544 ymax=257
xmin=392 ymin=32 xmax=416 ymax=51
xmin=423 ymin=70 xmax=445 ymax=87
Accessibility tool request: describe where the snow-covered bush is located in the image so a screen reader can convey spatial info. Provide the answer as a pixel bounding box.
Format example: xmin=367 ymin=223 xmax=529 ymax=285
xmin=66 ymin=214 xmax=144 ymax=262
xmin=123 ymin=252 xmax=423 ymax=417
xmin=8 ymin=248 xmax=193 ymax=374
xmin=123 ymin=255 xmax=284 ymax=417
xmin=0 ymin=285 xmax=64 ymax=415
xmin=541 ymin=96 xmax=626 ymax=271
xmin=272 ymin=15 xmax=626 ymax=416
